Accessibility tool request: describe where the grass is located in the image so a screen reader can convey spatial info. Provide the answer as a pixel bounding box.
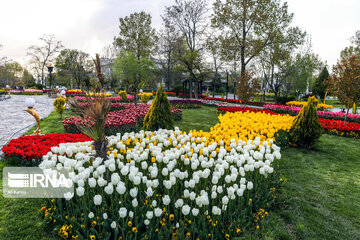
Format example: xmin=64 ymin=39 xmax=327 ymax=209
xmin=26 ymin=110 xmax=75 ymax=135
xmin=0 ymin=161 xmax=57 ymax=240
xmin=174 ymin=106 xmax=220 ymax=132
xmin=1 ymin=106 xmax=360 ymax=239
xmin=245 ymin=135 xmax=360 ymax=240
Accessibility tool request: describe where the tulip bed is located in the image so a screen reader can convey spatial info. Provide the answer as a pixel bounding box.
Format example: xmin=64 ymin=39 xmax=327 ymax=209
xmin=63 ymin=104 xmax=183 ymax=135
xmin=219 ymin=106 xmax=360 ymax=139
xmin=73 ymin=95 xmax=134 ymax=103
xmin=40 ymin=128 xmax=282 ymax=240
xmin=264 ymin=104 xmax=360 ymax=123
xmin=286 ymin=101 xmax=332 ymax=110
xmin=204 ymin=97 xmax=264 ymax=107
xmin=1 ymin=133 xmax=91 ymax=164
xmin=169 ymin=99 xmax=203 ymax=109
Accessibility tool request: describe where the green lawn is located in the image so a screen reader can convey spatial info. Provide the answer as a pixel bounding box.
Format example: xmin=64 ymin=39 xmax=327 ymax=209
xmin=26 ymin=110 xmax=75 ymax=135
xmin=1 ymin=106 xmax=360 ymax=239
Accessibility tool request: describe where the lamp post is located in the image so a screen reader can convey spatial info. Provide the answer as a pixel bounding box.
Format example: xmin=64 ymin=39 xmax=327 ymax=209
xmin=47 ymin=64 xmax=54 ymax=96
xmin=24 ymin=98 xmax=41 ymax=135
xmin=225 ymin=68 xmax=231 ymax=100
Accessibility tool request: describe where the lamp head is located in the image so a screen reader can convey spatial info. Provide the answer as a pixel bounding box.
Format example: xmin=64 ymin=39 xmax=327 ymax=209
xmin=25 ymin=98 xmax=35 ymax=108
xmin=47 ymin=64 xmax=54 ymax=73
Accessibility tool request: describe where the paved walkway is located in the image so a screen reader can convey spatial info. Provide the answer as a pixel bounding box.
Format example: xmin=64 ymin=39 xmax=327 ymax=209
xmin=0 ymin=95 xmax=54 ymax=151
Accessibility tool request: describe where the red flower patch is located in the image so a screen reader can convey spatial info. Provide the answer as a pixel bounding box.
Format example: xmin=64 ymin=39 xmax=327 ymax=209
xmin=2 ymin=133 xmax=91 ymax=162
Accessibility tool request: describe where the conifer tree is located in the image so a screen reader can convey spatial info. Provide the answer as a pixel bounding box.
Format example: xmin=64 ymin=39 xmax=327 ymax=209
xmin=312 ymin=66 xmax=329 ymax=99
xmin=143 ymin=85 xmax=174 ymax=131
xmin=289 ymin=96 xmax=322 ymax=148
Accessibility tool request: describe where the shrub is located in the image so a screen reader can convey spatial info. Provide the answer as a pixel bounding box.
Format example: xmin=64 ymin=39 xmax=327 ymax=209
xmin=119 ymin=90 xmax=128 ymax=100
xmin=143 ymin=85 xmax=174 ymax=131
xmin=139 ymin=92 xmax=152 ymax=103
xmin=0 ymin=89 xmax=8 ymax=95
xmin=289 ymin=96 xmax=322 ymax=148
xmin=276 ymin=96 xmax=295 ymax=105
xmin=53 ymin=96 xmax=66 ymax=118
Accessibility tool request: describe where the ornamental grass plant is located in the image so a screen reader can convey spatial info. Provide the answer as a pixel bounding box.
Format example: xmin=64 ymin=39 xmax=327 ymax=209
xmin=289 ymin=96 xmax=322 ymax=148
xmin=67 ymin=86 xmax=111 ymax=160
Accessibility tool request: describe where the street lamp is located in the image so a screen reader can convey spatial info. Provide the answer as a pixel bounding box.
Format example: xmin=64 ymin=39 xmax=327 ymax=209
xmin=225 ymin=68 xmax=231 ymax=100
xmin=47 ymin=64 xmax=54 ymax=96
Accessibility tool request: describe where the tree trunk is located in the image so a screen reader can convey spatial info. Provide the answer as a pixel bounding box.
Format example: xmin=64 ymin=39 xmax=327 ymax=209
xmin=344 ymin=107 xmax=350 ymax=126
xmin=189 ymin=79 xmax=193 ymax=99
xmin=194 ymin=80 xmax=198 ymax=99
xmin=134 ymin=87 xmax=138 ymax=106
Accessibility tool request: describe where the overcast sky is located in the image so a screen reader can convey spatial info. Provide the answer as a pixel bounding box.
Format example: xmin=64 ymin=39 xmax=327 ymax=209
xmin=0 ymin=0 xmax=359 ymax=70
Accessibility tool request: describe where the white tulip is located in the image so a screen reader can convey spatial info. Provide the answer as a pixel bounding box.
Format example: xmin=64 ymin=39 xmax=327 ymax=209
xmin=154 ymin=207 xmax=162 ymax=217
xmin=162 ymin=195 xmax=171 ymax=205
xmin=132 ymin=198 xmax=138 ymax=207
xmin=105 ymin=184 xmax=114 ymax=194
xmin=145 ymin=187 xmax=154 ymax=197
xmin=111 ymin=221 xmax=117 ymax=229
xmin=116 ymin=182 xmax=126 ymax=195
xmin=146 ymin=211 xmax=154 ymax=220
xmin=182 ymin=205 xmax=190 ymax=215
xmin=222 ymin=195 xmax=229 ymax=205
xmin=130 ymin=187 xmax=138 ymax=198
xmin=118 ymin=207 xmax=127 ymax=218
xmin=247 ymin=181 xmax=254 ymax=190
xmin=76 ymin=186 xmax=84 ymax=197
xmin=93 ymin=195 xmax=102 ymax=205
xmin=88 ymin=212 xmax=95 ymax=219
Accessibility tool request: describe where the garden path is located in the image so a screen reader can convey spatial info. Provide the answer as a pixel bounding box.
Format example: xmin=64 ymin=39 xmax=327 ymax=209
xmin=0 ymin=95 xmax=54 ymax=154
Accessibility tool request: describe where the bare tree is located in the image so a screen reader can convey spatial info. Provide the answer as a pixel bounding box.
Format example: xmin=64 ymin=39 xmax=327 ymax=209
xmin=27 ymin=34 xmax=64 ymax=85
xmin=157 ymin=20 xmax=180 ymax=89
xmin=101 ymin=43 xmax=119 ymax=89
xmin=0 ymin=44 xmax=7 ymax=65
xmin=205 ymin=30 xmax=225 ymax=96
xmin=163 ymin=0 xmax=208 ymax=98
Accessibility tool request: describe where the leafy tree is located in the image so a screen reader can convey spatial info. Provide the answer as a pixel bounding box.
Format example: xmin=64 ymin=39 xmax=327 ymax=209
xmin=143 ymin=85 xmax=174 ymax=131
xmin=22 ymin=69 xmax=35 ymax=86
xmin=312 ymin=66 xmax=329 ymax=99
xmin=340 ymin=30 xmax=360 ymax=60
xmin=115 ymin=11 xmax=157 ymax=60
xmin=259 ymin=25 xmax=306 ymax=100
xmin=112 ymin=51 xmax=157 ymax=105
xmin=0 ymin=61 xmax=23 ymax=87
xmin=328 ymin=55 xmax=360 ymax=125
xmin=55 ymin=49 xmax=92 ymax=89
xmin=27 ymin=34 xmax=64 ymax=85
xmin=212 ymin=0 xmax=296 ymax=78
xmin=289 ymin=96 xmax=322 ymax=149
xmin=285 ymin=51 xmax=321 ymax=96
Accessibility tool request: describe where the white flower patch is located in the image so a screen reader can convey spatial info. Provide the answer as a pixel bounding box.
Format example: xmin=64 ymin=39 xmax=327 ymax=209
xmin=40 ymin=128 xmax=281 ymax=228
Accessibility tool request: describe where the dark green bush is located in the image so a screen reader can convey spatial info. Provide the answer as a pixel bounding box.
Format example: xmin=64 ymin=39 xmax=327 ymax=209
xmin=276 ymin=96 xmax=296 ymax=104
xmin=143 ymin=85 xmax=174 ymax=131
